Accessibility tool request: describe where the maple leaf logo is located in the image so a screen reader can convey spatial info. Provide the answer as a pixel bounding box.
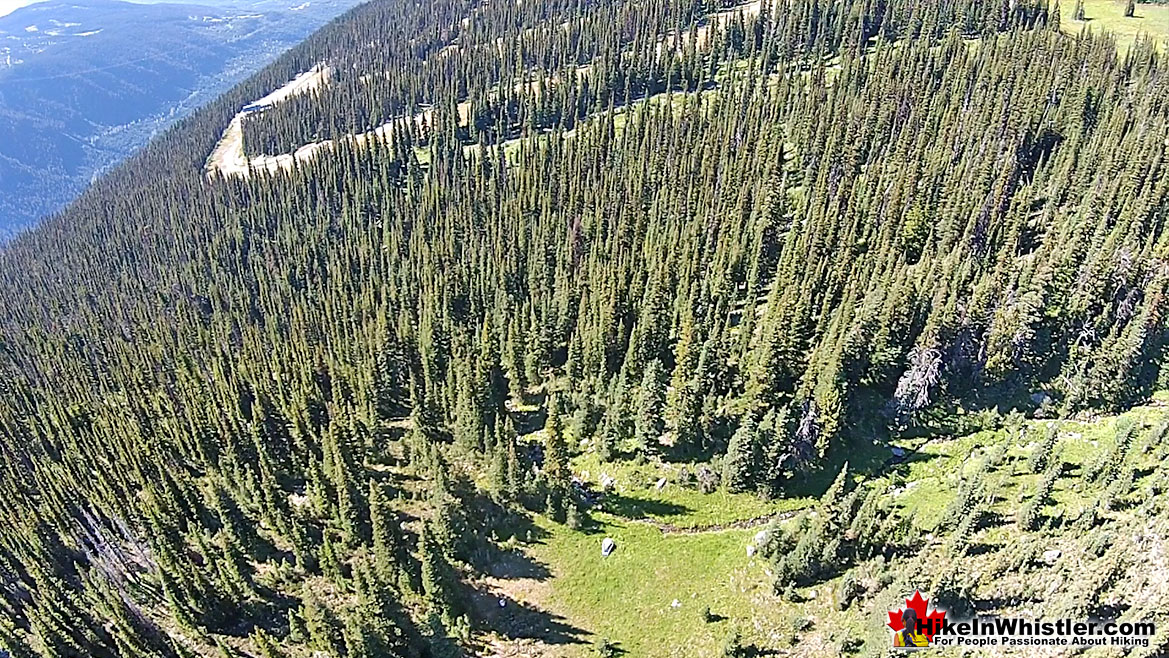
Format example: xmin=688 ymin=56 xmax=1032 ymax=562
xmin=887 ymin=590 xmax=947 ymax=643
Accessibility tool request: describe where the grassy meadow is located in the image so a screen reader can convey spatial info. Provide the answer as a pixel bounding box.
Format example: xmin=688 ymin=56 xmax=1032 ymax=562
xmin=478 ymin=392 xmax=1169 ymax=657
xmin=1063 ymin=0 xmax=1169 ymax=51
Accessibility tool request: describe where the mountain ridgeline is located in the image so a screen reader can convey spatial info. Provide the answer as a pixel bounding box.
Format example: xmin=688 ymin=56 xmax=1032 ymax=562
xmin=0 ymin=0 xmax=1166 ymax=656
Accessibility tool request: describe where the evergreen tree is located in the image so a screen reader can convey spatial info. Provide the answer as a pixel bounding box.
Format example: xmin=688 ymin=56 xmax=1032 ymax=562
xmin=369 ymin=480 xmax=403 ymax=588
xmin=724 ymin=416 xmax=759 ymax=493
xmin=252 ymin=628 xmax=284 ymax=658
xmin=418 ymin=522 xmax=458 ymax=628
xmin=542 ymin=393 xmax=571 ymax=520
xmin=544 ymin=393 xmax=570 ymax=484
xmin=301 ymin=590 xmax=343 ymax=656
xmin=635 ymin=359 xmax=667 ymax=455
xmin=666 ymin=309 xmax=703 ymax=453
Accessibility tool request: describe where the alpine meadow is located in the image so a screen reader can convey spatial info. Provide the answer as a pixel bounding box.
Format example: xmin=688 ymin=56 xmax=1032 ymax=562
xmin=1 ymin=0 xmax=1168 ymax=657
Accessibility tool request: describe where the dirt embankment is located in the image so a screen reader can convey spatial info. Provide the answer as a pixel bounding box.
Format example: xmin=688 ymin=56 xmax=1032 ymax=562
xmin=205 ymin=64 xmax=331 ymax=178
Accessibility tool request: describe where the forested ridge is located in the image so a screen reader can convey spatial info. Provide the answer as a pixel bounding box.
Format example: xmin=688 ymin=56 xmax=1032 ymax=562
xmin=0 ymin=0 xmax=1167 ymax=656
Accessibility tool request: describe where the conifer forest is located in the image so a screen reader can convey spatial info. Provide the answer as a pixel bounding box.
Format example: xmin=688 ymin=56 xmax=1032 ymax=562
xmin=1 ymin=0 xmax=1168 ymax=656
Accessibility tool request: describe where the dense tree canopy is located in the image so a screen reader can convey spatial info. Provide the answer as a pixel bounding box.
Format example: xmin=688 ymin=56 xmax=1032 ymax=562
xmin=0 ymin=0 xmax=1165 ymax=655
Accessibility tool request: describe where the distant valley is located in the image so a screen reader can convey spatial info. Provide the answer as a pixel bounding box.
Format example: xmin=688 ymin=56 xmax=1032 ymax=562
xmin=0 ymin=0 xmax=362 ymax=238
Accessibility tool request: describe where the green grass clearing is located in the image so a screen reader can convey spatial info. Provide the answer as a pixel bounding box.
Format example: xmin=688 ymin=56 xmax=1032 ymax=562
xmin=1064 ymin=0 xmax=1169 ymax=51
xmin=491 ymin=395 xmax=1169 ymax=656
xmin=524 ymin=513 xmax=788 ymax=657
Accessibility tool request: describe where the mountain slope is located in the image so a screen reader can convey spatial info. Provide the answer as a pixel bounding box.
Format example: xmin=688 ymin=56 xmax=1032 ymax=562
xmin=0 ymin=0 xmax=1166 ymax=656
xmin=0 ymin=0 xmax=361 ymax=238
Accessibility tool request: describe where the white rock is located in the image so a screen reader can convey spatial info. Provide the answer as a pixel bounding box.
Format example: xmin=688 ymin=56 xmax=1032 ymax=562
xmin=746 ymin=545 xmax=757 ymax=557
xmin=754 ymin=530 xmax=769 ymax=546
xmin=655 ymin=477 xmax=668 ymax=491
xmin=670 ymin=599 xmax=681 ymax=609
xmin=1042 ymin=549 xmax=1061 ymax=564
xmin=601 ymin=537 xmax=617 ymax=557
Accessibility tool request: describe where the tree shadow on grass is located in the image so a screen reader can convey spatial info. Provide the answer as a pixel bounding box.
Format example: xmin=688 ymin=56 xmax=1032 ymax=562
xmin=971 ymin=594 xmax=1037 ymax=611
xmin=782 ymin=448 xmax=942 ymax=502
xmin=593 ymin=492 xmax=694 ymax=521
xmin=572 ymin=508 xmax=610 ymax=536
xmin=469 ymin=584 xmax=590 ymax=646
xmin=976 ymin=509 xmax=1007 ymax=530
xmin=594 ymin=640 xmax=629 ymax=656
xmin=208 ymin=588 xmax=299 ymax=638
xmin=486 ymin=505 xmax=553 ymax=545
xmin=509 ymin=392 xmax=549 ymax=435
xmin=964 ymin=541 xmax=999 ymax=557
xmin=472 ymin=542 xmax=553 ymax=582
xmin=463 ymin=496 xmax=553 ymax=574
